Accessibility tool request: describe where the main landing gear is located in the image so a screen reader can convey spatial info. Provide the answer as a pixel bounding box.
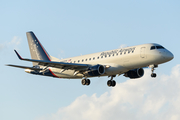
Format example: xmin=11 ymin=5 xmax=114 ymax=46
xmin=81 ymin=78 xmax=91 ymax=86
xmin=150 ymin=65 xmax=158 ymax=78
xmin=107 ymin=75 xmax=116 ymax=87
xmin=81 ymin=75 xmax=117 ymax=87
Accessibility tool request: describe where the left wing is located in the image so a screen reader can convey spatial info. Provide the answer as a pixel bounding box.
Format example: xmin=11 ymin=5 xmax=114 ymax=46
xmin=13 ymin=50 xmax=90 ymax=71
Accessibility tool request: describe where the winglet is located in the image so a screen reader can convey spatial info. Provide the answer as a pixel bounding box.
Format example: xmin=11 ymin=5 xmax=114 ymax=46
xmin=14 ymin=50 xmax=23 ymax=60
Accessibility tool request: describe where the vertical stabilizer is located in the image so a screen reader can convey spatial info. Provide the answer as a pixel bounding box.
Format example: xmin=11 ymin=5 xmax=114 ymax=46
xmin=26 ymin=31 xmax=51 ymax=66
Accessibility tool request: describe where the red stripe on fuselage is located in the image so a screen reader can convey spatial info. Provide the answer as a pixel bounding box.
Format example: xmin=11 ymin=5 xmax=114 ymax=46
xmin=49 ymin=69 xmax=61 ymax=78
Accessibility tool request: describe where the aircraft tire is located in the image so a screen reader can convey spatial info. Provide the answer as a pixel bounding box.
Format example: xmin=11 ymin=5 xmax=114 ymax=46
xmin=86 ymin=79 xmax=91 ymax=85
xmin=107 ymin=80 xmax=116 ymax=87
xmin=151 ymin=73 xmax=157 ymax=78
xmin=111 ymin=80 xmax=116 ymax=87
xmin=107 ymin=80 xmax=112 ymax=87
xmin=81 ymin=79 xmax=87 ymax=85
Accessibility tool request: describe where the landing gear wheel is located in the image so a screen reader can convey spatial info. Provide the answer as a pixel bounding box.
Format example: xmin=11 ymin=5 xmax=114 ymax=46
xmin=107 ymin=80 xmax=116 ymax=87
xmin=151 ymin=73 xmax=157 ymax=78
xmin=86 ymin=79 xmax=90 ymax=85
xmin=111 ymin=80 xmax=116 ymax=87
xmin=81 ymin=78 xmax=91 ymax=86
xmin=107 ymin=80 xmax=112 ymax=87
xmin=81 ymin=79 xmax=86 ymax=85
xmin=107 ymin=75 xmax=116 ymax=87
xmin=149 ymin=65 xmax=158 ymax=78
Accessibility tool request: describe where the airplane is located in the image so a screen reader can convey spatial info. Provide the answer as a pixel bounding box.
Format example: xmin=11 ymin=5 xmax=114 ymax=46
xmin=6 ymin=31 xmax=174 ymax=87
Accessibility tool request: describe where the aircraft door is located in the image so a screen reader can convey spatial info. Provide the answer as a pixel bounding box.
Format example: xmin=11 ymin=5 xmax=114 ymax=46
xmin=140 ymin=47 xmax=146 ymax=58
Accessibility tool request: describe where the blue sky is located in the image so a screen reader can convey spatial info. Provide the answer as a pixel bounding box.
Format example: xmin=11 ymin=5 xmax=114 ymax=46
xmin=1 ymin=0 xmax=180 ymax=120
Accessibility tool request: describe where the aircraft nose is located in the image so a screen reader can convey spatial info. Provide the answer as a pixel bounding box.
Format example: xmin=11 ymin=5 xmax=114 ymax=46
xmin=163 ymin=51 xmax=174 ymax=61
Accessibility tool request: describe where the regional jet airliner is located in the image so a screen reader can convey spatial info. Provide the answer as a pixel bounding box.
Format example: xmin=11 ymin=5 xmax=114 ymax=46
xmin=6 ymin=32 xmax=174 ymax=87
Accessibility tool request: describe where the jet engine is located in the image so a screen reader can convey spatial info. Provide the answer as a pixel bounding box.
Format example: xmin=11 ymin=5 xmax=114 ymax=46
xmin=88 ymin=65 xmax=105 ymax=76
xmin=124 ymin=68 xmax=144 ymax=79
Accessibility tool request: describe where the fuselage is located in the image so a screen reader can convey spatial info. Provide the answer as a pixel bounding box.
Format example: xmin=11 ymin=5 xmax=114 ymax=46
xmin=7 ymin=31 xmax=174 ymax=87
xmin=48 ymin=43 xmax=173 ymax=79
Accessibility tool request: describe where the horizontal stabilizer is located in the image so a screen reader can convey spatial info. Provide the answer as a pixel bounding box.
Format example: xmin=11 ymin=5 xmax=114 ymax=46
xmin=6 ymin=64 xmax=42 ymax=70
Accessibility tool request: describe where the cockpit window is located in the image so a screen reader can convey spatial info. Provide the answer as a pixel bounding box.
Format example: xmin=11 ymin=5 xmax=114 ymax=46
xmin=150 ymin=45 xmax=165 ymax=50
xmin=156 ymin=46 xmax=165 ymax=49
xmin=150 ymin=46 xmax=156 ymax=50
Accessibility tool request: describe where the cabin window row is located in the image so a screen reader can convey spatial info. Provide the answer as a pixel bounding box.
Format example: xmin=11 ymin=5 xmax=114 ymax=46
xmin=73 ymin=51 xmax=133 ymax=63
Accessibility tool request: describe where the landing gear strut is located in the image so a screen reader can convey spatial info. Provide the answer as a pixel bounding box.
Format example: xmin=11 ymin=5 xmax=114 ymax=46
xmin=150 ymin=65 xmax=158 ymax=78
xmin=107 ymin=75 xmax=116 ymax=87
xmin=81 ymin=78 xmax=90 ymax=86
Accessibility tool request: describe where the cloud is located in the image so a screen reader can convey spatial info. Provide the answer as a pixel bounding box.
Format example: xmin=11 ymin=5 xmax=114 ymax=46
xmin=8 ymin=36 xmax=22 ymax=46
xmin=58 ymin=49 xmax=65 ymax=59
xmin=36 ymin=64 xmax=180 ymax=120
xmin=0 ymin=44 xmax=5 ymax=51
xmin=119 ymin=44 xmax=127 ymax=48
xmin=0 ymin=36 xmax=21 ymax=52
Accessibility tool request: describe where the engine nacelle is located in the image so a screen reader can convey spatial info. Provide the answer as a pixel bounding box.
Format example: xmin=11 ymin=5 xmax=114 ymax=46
xmin=124 ymin=68 xmax=144 ymax=79
xmin=88 ymin=65 xmax=105 ymax=76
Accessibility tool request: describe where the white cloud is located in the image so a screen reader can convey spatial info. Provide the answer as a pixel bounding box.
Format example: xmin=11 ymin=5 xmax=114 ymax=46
xmin=36 ymin=64 xmax=180 ymax=120
xmin=119 ymin=44 xmax=127 ymax=48
xmin=8 ymin=36 xmax=22 ymax=46
xmin=58 ymin=49 xmax=65 ymax=59
xmin=0 ymin=44 xmax=5 ymax=51
xmin=0 ymin=36 xmax=21 ymax=52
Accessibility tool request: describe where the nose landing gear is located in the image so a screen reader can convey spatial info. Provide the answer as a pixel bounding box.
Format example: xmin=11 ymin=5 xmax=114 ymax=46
xmin=151 ymin=73 xmax=157 ymax=78
xmin=149 ymin=65 xmax=158 ymax=78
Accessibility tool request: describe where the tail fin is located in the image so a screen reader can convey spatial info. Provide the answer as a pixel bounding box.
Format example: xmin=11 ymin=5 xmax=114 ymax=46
xmin=26 ymin=31 xmax=51 ymax=66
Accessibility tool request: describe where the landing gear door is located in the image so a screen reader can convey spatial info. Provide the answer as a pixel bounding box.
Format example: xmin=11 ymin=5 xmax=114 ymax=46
xmin=140 ymin=47 xmax=146 ymax=58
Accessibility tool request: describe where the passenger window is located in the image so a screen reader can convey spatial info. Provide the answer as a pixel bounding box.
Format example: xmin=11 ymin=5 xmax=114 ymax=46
xmin=89 ymin=58 xmax=91 ymax=61
xmin=97 ymin=57 xmax=99 ymax=59
xmin=150 ymin=46 xmax=156 ymax=50
xmin=156 ymin=46 xmax=165 ymax=49
xmin=78 ymin=60 xmax=80 ymax=62
xmin=85 ymin=59 xmax=87 ymax=61
xmin=101 ymin=56 xmax=103 ymax=58
xmin=93 ymin=57 xmax=95 ymax=60
xmin=82 ymin=59 xmax=84 ymax=62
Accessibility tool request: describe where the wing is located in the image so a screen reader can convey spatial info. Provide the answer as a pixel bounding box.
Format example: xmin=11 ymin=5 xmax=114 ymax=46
xmin=14 ymin=50 xmax=89 ymax=71
xmin=6 ymin=64 xmax=43 ymax=70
